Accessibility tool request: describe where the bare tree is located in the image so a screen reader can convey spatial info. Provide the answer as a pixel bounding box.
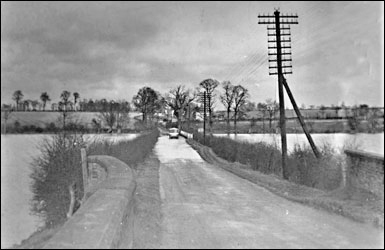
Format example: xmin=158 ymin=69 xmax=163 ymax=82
xmin=199 ymin=78 xmax=219 ymax=133
xmin=40 ymin=92 xmax=51 ymax=111
xmin=73 ymin=92 xmax=80 ymax=111
xmin=23 ymin=100 xmax=31 ymax=111
xmin=184 ymin=89 xmax=197 ymax=129
xmin=220 ymin=81 xmax=235 ymax=135
xmin=59 ymin=91 xmax=71 ymax=129
xmin=31 ymin=100 xmax=39 ymax=111
xmin=12 ymin=90 xmax=23 ymax=111
xmin=60 ymin=91 xmax=71 ymax=111
xmin=232 ymin=85 xmax=249 ymax=135
xmin=166 ymin=85 xmax=189 ymax=130
xmin=132 ymin=87 xmax=160 ymax=124
xmin=115 ymin=101 xmax=131 ymax=132
xmin=98 ymin=101 xmax=117 ymax=132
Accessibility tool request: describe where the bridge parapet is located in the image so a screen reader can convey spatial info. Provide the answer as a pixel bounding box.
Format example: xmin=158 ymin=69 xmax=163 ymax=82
xmin=344 ymin=149 xmax=384 ymax=199
xmin=43 ymin=155 xmax=136 ymax=249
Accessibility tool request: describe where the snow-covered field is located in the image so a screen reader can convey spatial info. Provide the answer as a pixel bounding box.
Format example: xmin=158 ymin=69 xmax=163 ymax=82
xmin=214 ymin=133 xmax=384 ymax=156
xmin=1 ymin=133 xmax=139 ymax=248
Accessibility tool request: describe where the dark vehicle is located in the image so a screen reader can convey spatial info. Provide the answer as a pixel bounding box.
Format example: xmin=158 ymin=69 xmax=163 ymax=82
xmin=168 ymin=128 xmax=179 ymax=139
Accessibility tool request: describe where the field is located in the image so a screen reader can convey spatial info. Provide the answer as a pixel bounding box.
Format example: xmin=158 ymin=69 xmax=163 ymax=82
xmin=1 ymin=111 xmax=142 ymax=131
xmin=184 ymin=117 xmax=384 ymax=134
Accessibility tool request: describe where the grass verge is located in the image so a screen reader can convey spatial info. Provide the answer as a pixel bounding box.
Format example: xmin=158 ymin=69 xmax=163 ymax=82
xmin=119 ymin=152 xmax=162 ymax=249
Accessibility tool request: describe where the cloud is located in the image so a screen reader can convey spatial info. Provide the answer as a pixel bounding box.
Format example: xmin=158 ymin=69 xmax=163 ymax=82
xmin=1 ymin=1 xmax=383 ymax=107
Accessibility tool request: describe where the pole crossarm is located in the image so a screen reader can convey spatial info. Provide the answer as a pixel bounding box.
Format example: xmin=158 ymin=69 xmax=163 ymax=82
xmin=268 ymin=38 xmax=291 ymax=43
xmin=258 ymin=14 xmax=298 ymax=18
xmin=268 ymin=52 xmax=291 ymax=56
xmin=268 ymin=46 xmax=292 ymax=49
xmin=269 ymin=59 xmax=292 ymax=62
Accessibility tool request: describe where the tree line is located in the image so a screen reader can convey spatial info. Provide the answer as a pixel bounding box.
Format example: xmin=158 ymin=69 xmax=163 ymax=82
xmin=3 ymin=81 xmax=383 ymax=135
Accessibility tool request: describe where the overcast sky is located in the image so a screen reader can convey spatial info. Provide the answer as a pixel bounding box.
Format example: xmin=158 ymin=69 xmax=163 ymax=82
xmin=1 ymin=1 xmax=384 ymax=109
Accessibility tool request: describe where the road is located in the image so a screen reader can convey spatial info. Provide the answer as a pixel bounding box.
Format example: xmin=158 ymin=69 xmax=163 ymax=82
xmin=154 ymin=135 xmax=384 ymax=249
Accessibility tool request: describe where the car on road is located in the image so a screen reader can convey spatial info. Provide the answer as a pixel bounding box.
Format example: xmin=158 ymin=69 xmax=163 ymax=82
xmin=168 ymin=128 xmax=179 ymax=139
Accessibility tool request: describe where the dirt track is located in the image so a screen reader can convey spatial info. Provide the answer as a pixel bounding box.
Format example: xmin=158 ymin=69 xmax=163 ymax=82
xmin=154 ymin=136 xmax=384 ymax=249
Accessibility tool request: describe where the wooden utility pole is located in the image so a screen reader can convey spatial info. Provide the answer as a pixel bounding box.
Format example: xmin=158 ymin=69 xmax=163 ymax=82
xmin=275 ymin=11 xmax=289 ymax=179
xmin=199 ymin=91 xmax=207 ymax=145
xmin=259 ymin=9 xmax=321 ymax=180
xmin=259 ymin=10 xmax=298 ymax=179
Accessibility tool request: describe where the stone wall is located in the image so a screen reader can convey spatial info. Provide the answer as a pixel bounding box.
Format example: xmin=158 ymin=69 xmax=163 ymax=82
xmin=345 ymin=149 xmax=384 ymax=199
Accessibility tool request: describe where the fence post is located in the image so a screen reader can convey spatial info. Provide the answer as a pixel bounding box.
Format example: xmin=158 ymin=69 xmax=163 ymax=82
xmin=81 ymin=148 xmax=88 ymax=198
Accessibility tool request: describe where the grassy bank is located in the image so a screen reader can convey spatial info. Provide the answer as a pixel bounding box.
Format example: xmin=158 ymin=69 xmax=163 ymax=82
xmin=192 ymin=132 xmax=343 ymax=191
xmin=12 ymin=129 xmax=159 ymax=249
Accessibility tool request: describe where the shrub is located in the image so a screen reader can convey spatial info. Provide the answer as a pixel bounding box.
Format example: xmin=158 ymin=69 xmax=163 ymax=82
xmin=46 ymin=122 xmax=58 ymax=133
xmin=35 ymin=127 xmax=44 ymax=133
xmin=30 ymin=133 xmax=86 ymax=228
xmin=14 ymin=121 xmax=21 ymax=133
xmin=288 ymin=143 xmax=343 ymax=190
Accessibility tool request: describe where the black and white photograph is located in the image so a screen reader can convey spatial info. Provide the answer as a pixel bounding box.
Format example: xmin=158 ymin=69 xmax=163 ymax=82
xmin=1 ymin=1 xmax=384 ymax=249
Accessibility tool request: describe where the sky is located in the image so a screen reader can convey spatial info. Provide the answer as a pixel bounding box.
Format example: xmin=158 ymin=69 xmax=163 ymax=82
xmin=1 ymin=1 xmax=384 ymax=109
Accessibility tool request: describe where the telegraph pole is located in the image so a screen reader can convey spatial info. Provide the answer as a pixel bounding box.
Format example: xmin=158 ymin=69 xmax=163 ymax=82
xmin=259 ymin=9 xmax=320 ymax=180
xmin=199 ymin=91 xmax=207 ymax=145
xmin=258 ymin=10 xmax=297 ymax=179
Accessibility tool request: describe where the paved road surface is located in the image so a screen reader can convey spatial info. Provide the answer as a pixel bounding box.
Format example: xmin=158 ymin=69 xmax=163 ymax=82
xmin=154 ymin=136 xmax=384 ymax=249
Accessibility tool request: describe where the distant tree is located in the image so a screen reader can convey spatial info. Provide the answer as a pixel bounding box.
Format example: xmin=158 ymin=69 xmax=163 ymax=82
xmin=59 ymin=91 xmax=71 ymax=129
xmin=359 ymin=104 xmax=369 ymax=120
xmin=73 ymin=92 xmax=80 ymax=111
xmin=88 ymin=99 xmax=95 ymax=112
xmin=115 ymin=100 xmax=131 ymax=131
xmin=242 ymin=101 xmax=256 ymax=112
xmin=265 ymin=99 xmax=279 ymax=130
xmin=31 ymin=100 xmax=39 ymax=111
xmin=98 ymin=101 xmax=117 ymax=132
xmin=40 ymin=92 xmax=51 ymax=111
xmin=347 ymin=105 xmax=361 ymax=132
xmin=132 ymin=87 xmax=160 ymax=124
xmin=100 ymin=98 xmax=108 ymax=112
xmin=367 ymin=108 xmax=380 ymax=133
xmin=257 ymin=102 xmax=268 ymax=132
xmin=23 ymin=100 xmax=31 ymax=111
xmin=199 ymin=78 xmax=219 ymax=133
xmin=60 ymin=91 xmax=71 ymax=111
xmin=319 ymin=105 xmax=327 ymax=119
xmin=232 ymin=85 xmax=249 ymax=135
xmin=12 ymin=90 xmax=24 ymax=111
xmin=165 ymin=85 xmax=190 ymax=130
xmin=220 ymin=81 xmax=235 ymax=135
